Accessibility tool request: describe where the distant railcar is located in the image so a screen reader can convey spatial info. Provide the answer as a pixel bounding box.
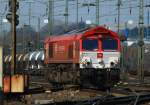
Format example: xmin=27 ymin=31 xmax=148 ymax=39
xmin=124 ymin=43 xmax=150 ymax=76
xmin=44 ymin=26 xmax=121 ymax=88
xmin=3 ymin=51 xmax=45 ymax=74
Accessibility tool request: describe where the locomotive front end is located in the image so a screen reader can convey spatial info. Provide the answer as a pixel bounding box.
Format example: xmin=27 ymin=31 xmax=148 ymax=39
xmin=80 ymin=38 xmax=120 ymax=69
xmin=79 ymin=27 xmax=120 ymax=89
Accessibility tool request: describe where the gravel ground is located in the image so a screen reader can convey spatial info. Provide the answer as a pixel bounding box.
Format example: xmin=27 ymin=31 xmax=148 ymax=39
xmin=25 ymin=89 xmax=103 ymax=104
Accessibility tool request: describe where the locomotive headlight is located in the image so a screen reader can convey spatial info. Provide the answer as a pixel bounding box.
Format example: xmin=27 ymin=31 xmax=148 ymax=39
xmin=98 ymin=59 xmax=105 ymax=67
xmin=98 ymin=59 xmax=103 ymax=64
xmin=81 ymin=57 xmax=91 ymax=66
xmin=110 ymin=62 xmax=115 ymax=67
xmin=109 ymin=57 xmax=119 ymax=68
xmin=85 ymin=58 xmax=91 ymax=65
xmin=86 ymin=61 xmax=91 ymax=65
xmin=82 ymin=61 xmax=87 ymax=65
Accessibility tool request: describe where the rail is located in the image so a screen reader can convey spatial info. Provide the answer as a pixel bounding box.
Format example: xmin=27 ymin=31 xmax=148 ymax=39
xmin=34 ymin=92 xmax=150 ymax=105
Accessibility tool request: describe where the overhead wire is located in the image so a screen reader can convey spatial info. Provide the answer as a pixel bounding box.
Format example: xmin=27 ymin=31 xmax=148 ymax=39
xmin=1 ymin=0 xmax=150 ymax=27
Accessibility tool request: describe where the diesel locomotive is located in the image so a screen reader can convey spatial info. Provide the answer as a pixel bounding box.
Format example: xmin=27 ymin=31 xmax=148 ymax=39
xmin=44 ymin=26 xmax=121 ymax=88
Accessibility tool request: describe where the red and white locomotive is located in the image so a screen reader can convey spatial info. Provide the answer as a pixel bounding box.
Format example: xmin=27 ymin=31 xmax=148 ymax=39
xmin=44 ymin=26 xmax=120 ymax=88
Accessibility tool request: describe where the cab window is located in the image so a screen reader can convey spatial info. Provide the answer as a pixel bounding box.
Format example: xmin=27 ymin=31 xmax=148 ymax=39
xmin=82 ymin=39 xmax=98 ymax=51
xmin=102 ymin=38 xmax=118 ymax=50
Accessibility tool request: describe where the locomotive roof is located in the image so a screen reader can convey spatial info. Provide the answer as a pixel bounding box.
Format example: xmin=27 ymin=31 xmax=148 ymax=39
xmin=44 ymin=26 xmax=119 ymax=43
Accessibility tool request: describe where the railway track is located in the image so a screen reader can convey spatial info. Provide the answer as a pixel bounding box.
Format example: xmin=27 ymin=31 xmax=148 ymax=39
xmin=31 ymin=92 xmax=150 ymax=105
xmin=23 ymin=76 xmax=150 ymax=105
xmin=3 ymin=75 xmax=150 ymax=105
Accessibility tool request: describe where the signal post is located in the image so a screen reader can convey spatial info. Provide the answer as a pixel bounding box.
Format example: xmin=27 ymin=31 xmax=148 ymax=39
xmin=5 ymin=0 xmax=28 ymax=94
xmin=6 ymin=0 xmax=19 ymax=75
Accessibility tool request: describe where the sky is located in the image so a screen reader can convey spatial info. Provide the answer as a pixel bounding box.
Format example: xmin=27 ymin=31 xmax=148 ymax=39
xmin=0 ymin=0 xmax=150 ymax=32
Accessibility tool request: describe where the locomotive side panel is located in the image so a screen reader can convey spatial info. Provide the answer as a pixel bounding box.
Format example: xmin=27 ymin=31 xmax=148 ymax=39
xmin=52 ymin=41 xmax=70 ymax=62
xmin=45 ymin=39 xmax=80 ymax=64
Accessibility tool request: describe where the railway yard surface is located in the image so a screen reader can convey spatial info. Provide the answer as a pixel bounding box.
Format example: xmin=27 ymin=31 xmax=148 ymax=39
xmin=3 ymin=75 xmax=150 ymax=105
